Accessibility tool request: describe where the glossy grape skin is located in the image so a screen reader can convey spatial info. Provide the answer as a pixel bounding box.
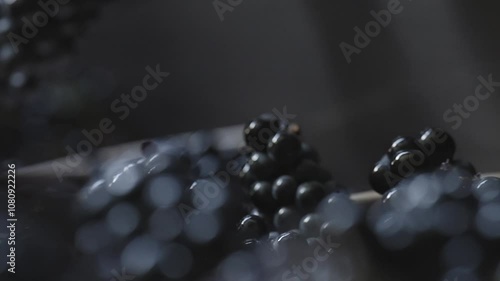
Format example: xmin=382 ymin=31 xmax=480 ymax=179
xmin=388 ymin=136 xmax=419 ymax=157
xmin=320 ymin=220 xmax=342 ymax=239
xmin=296 ymin=182 xmax=326 ymax=211
xmin=272 ymin=230 xmax=309 ymax=259
xmin=249 ymin=182 xmax=278 ymax=214
xmin=319 ymin=220 xmax=357 ymax=246
xmin=390 ymin=150 xmax=427 ymax=178
xmin=472 ymin=177 xmax=500 ymax=203
xmin=243 ymin=114 xmax=282 ymax=152
xmin=237 ymin=215 xmax=268 ymax=241
xmin=273 ymin=207 xmax=302 ymax=232
xmin=417 ymin=127 xmax=456 ymax=166
xmin=369 ymin=154 xmax=400 ymax=194
xmin=299 ymin=213 xmax=323 ymax=238
xmin=241 ymin=238 xmax=262 ymax=251
xmin=267 ymin=132 xmax=302 ymax=168
xmin=272 ymin=175 xmax=298 ymax=206
xmin=239 ymin=152 xmax=276 ymax=184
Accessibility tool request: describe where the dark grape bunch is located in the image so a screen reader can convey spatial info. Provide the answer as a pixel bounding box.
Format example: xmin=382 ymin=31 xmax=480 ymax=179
xmin=369 ymin=128 xmax=458 ymax=194
xmin=239 ymin=113 xmax=336 ymax=231
xmin=232 ymin=114 xmax=364 ymax=281
xmin=63 ymin=133 xmax=248 ymax=281
xmin=367 ymin=128 xmax=500 ymax=281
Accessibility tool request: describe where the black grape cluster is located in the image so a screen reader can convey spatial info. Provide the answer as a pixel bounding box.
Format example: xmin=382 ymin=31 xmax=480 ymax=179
xmin=369 ymin=128 xmax=458 ymax=194
xmin=238 ymin=114 xmax=336 ymax=233
xmin=367 ymin=128 xmax=500 ymax=281
xmin=232 ymin=114 xmax=364 ymax=281
xmin=65 ymin=133 xmax=247 ymax=281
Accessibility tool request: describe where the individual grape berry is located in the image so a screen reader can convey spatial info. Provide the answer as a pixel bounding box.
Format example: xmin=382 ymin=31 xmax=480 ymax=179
xmin=272 ymin=230 xmax=309 ymax=259
xmin=272 ymin=175 xmax=298 ymax=206
xmin=273 ymin=207 xmax=302 ymax=232
xmin=390 ymin=149 xmax=427 ymax=178
xmin=299 ymin=213 xmax=323 ymax=238
xmin=448 ymin=159 xmax=477 ymax=176
xmin=417 ymin=127 xmax=456 ymax=166
xmin=472 ymin=177 xmax=500 ymax=203
xmin=249 ymin=182 xmax=278 ymax=214
xmin=243 ymin=114 xmax=282 ymax=152
xmin=320 ymin=220 xmax=345 ymax=238
xmin=318 ymin=193 xmax=359 ymax=233
xmin=267 ymin=132 xmax=302 ymax=168
xmin=369 ymin=154 xmax=400 ymax=194
xmin=239 ymin=152 xmax=276 ymax=184
xmin=237 ymin=215 xmax=268 ymax=241
xmin=296 ymin=182 xmax=326 ymax=211
xmin=387 ymin=136 xmax=419 ymax=157
xmin=292 ymin=160 xmax=332 ymax=183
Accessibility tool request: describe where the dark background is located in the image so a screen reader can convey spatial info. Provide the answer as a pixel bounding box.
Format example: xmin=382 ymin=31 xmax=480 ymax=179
xmin=8 ymin=0 xmax=500 ymax=189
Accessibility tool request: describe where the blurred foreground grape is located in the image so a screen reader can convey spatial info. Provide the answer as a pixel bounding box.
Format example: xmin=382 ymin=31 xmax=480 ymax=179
xmin=1 ymin=116 xmax=499 ymax=281
xmin=366 ymin=128 xmax=500 ymax=281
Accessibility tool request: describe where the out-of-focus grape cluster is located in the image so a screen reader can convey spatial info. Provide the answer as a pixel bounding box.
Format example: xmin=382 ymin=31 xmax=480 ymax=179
xmin=0 ymin=0 xmax=115 ymax=88
xmin=0 ymin=0 xmax=116 ymax=164
xmin=62 ymin=132 xmax=249 ymax=281
xmin=367 ymin=128 xmax=500 ymax=281
xmin=1 ymin=114 xmax=499 ymax=281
